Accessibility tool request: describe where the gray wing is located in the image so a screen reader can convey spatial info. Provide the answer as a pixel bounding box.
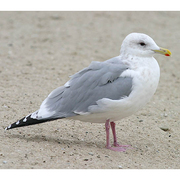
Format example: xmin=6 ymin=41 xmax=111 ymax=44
xmin=38 ymin=58 xmax=132 ymax=119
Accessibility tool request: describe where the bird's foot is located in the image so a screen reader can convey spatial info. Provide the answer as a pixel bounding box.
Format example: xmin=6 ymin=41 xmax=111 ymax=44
xmin=106 ymin=144 xmax=132 ymax=152
xmin=113 ymin=142 xmax=131 ymax=148
xmin=106 ymin=146 xmax=127 ymax=152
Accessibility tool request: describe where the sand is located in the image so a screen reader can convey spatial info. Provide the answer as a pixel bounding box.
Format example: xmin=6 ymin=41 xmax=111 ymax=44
xmin=0 ymin=11 xmax=179 ymax=169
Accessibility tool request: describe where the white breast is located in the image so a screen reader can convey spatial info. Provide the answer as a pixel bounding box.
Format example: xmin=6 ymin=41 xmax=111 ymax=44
xmin=121 ymin=57 xmax=160 ymax=110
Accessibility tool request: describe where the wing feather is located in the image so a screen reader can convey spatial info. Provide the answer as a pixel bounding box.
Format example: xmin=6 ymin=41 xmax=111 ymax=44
xmin=38 ymin=57 xmax=132 ymax=119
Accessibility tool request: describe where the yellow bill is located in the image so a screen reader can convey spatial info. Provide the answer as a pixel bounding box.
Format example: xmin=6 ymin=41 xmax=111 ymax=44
xmin=153 ymin=47 xmax=171 ymax=56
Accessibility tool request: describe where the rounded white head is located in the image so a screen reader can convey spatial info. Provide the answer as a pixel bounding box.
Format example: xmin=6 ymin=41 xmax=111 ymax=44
xmin=120 ymin=33 xmax=171 ymax=57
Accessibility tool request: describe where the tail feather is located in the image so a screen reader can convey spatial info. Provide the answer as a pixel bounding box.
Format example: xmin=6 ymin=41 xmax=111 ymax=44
xmin=5 ymin=115 xmax=60 ymax=130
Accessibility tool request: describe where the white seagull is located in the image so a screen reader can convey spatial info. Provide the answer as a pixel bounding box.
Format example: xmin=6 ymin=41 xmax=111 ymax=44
xmin=5 ymin=33 xmax=171 ymax=152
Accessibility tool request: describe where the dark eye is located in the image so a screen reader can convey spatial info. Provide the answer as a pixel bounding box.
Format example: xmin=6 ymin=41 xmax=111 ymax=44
xmin=139 ymin=42 xmax=146 ymax=46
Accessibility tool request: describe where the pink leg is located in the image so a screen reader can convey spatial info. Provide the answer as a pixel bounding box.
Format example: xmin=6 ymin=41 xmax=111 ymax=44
xmin=105 ymin=119 xmax=111 ymax=149
xmin=110 ymin=121 xmax=118 ymax=146
xmin=105 ymin=120 xmax=131 ymax=152
xmin=110 ymin=122 xmax=130 ymax=147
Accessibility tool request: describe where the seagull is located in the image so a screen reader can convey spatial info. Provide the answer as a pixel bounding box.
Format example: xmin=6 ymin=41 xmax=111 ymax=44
xmin=5 ymin=33 xmax=171 ymax=152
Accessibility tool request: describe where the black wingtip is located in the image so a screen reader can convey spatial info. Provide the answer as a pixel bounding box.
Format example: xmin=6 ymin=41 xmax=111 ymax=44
xmin=5 ymin=115 xmax=51 ymax=130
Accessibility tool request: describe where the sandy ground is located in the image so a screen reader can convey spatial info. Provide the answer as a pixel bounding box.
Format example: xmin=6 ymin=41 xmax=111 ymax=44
xmin=0 ymin=11 xmax=180 ymax=169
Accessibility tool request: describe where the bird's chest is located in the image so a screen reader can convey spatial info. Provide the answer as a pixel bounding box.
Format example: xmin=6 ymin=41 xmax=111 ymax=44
xmin=128 ymin=65 xmax=160 ymax=109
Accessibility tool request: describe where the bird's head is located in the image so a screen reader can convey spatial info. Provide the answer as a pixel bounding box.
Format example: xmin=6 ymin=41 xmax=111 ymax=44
xmin=120 ymin=33 xmax=171 ymax=57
